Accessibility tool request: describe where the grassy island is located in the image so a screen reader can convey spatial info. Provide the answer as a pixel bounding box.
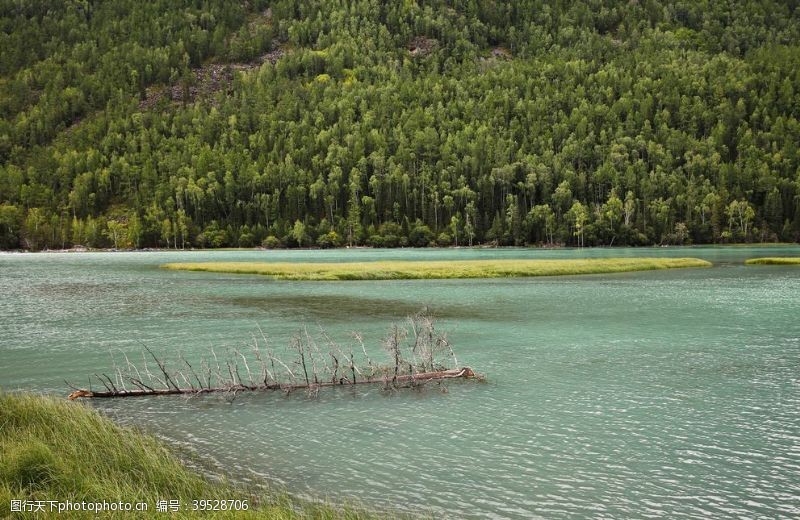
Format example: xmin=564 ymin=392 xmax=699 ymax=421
xmin=161 ymin=258 xmax=712 ymax=281
xmin=0 ymin=393 xmax=369 ymax=519
xmin=745 ymin=257 xmax=800 ymax=265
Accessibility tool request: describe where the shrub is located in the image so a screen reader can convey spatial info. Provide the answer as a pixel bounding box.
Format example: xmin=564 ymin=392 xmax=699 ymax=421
xmin=238 ymin=232 xmax=255 ymax=247
xmin=316 ymin=231 xmax=342 ymax=249
xmin=261 ymin=235 xmax=282 ymax=249
xmin=408 ymin=222 xmax=434 ymax=247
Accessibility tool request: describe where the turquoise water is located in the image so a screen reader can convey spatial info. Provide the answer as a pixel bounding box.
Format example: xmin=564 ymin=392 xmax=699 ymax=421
xmin=1 ymin=246 xmax=799 ymax=518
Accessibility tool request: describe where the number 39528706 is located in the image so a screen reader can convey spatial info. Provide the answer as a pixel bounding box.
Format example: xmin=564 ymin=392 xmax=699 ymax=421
xmin=192 ymin=499 xmax=249 ymax=511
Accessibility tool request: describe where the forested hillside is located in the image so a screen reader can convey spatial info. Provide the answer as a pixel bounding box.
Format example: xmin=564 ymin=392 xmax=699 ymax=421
xmin=1 ymin=0 xmax=799 ymax=250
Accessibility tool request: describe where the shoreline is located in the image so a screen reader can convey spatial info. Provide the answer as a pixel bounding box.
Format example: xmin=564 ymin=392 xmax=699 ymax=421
xmin=1 ymin=242 xmax=797 ymax=254
xmin=0 ymin=392 xmax=375 ymax=519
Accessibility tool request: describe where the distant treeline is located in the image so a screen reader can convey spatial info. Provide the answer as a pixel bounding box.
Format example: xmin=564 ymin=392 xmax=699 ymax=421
xmin=1 ymin=0 xmax=799 ymax=250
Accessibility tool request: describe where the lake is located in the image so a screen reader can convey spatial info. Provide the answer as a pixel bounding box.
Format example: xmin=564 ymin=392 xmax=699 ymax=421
xmin=1 ymin=246 xmax=799 ymax=518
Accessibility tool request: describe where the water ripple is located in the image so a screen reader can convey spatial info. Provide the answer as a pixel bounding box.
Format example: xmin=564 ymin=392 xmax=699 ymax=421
xmin=1 ymin=249 xmax=800 ymax=518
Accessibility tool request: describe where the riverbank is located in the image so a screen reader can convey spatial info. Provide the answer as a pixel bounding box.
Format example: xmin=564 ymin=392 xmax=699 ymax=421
xmin=0 ymin=393 xmax=373 ymax=519
xmin=161 ymin=258 xmax=712 ymax=281
xmin=2 ymin=243 xmax=796 ymax=254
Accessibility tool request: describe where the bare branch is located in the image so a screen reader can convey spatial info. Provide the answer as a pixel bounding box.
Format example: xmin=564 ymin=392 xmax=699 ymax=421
xmin=68 ymin=311 xmax=477 ymax=400
xmin=236 ymin=348 xmax=254 ymax=386
xmin=179 ymin=351 xmax=204 ymax=389
xmin=142 ymin=344 xmax=180 ymax=391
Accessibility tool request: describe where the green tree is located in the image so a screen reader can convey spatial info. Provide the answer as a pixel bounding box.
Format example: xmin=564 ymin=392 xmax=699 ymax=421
xmin=603 ymin=191 xmax=623 ymax=241
xmin=0 ymin=204 xmax=21 ymax=249
xmin=105 ymin=220 xmax=129 ymax=249
xmin=450 ymin=214 xmax=462 ymax=246
xmin=528 ymin=204 xmax=556 ymax=245
xmin=567 ymin=201 xmax=589 ymax=247
xmin=291 ymin=220 xmax=308 ymax=247
xmin=128 ymin=214 xmax=143 ymax=249
xmin=23 ymin=208 xmax=48 ymax=250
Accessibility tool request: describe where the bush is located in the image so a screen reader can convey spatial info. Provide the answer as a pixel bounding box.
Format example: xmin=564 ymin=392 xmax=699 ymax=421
xmin=382 ymin=234 xmax=400 ymax=248
xmin=378 ymin=222 xmax=403 ymax=236
xmin=408 ymin=222 xmax=434 ymax=247
xmin=238 ymin=232 xmax=255 ymax=247
xmin=196 ymin=223 xmax=228 ymax=248
xmin=261 ymin=235 xmax=282 ymax=249
xmin=316 ymin=231 xmax=342 ymax=249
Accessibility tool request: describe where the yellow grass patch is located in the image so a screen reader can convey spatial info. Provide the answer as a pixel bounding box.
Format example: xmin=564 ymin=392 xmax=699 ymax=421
xmin=745 ymin=257 xmax=800 ymax=265
xmin=161 ymin=258 xmax=712 ymax=281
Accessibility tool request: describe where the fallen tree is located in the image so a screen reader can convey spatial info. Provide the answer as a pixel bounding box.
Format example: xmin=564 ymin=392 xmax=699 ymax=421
xmin=68 ymin=367 xmax=476 ymax=400
xmin=67 ymin=310 xmax=481 ymax=400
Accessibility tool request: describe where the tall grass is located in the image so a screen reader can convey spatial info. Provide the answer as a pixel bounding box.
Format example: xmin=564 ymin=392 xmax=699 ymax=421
xmin=745 ymin=257 xmax=800 ymax=265
xmin=161 ymin=258 xmax=712 ymax=281
xmin=0 ymin=393 xmax=375 ymax=519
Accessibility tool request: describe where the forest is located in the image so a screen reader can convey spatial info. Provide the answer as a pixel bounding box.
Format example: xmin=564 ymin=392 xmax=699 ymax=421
xmin=1 ymin=0 xmax=799 ymax=250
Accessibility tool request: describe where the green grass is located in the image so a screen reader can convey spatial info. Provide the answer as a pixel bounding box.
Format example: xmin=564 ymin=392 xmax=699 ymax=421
xmin=161 ymin=258 xmax=712 ymax=281
xmin=745 ymin=257 xmax=800 ymax=265
xmin=0 ymin=393 xmax=376 ymax=519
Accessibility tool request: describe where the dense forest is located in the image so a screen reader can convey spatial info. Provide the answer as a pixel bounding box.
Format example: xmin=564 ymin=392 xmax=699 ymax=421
xmin=1 ymin=0 xmax=799 ymax=250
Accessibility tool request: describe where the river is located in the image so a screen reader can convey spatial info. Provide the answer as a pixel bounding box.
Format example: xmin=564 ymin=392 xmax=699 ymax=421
xmin=1 ymin=246 xmax=799 ymax=518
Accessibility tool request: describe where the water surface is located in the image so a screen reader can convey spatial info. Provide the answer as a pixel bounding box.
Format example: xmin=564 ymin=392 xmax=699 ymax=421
xmin=1 ymin=246 xmax=799 ymax=518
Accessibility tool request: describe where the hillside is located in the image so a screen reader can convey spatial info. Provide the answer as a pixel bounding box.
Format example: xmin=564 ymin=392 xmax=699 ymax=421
xmin=1 ymin=0 xmax=799 ymax=250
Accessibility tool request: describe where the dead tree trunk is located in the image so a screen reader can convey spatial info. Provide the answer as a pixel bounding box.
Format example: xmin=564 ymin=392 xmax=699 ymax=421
xmin=67 ymin=311 xmax=481 ymax=401
xmin=69 ymin=367 xmax=477 ymax=400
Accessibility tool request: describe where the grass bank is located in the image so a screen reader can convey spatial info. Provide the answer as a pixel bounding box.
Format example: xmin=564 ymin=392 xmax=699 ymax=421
xmin=745 ymin=257 xmax=800 ymax=265
xmin=0 ymin=393 xmax=373 ymax=519
xmin=161 ymin=258 xmax=712 ymax=281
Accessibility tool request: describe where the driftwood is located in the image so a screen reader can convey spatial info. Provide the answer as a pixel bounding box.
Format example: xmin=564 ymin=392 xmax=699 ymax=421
xmin=69 ymin=367 xmax=476 ymax=400
xmin=67 ymin=311 xmax=482 ymax=400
